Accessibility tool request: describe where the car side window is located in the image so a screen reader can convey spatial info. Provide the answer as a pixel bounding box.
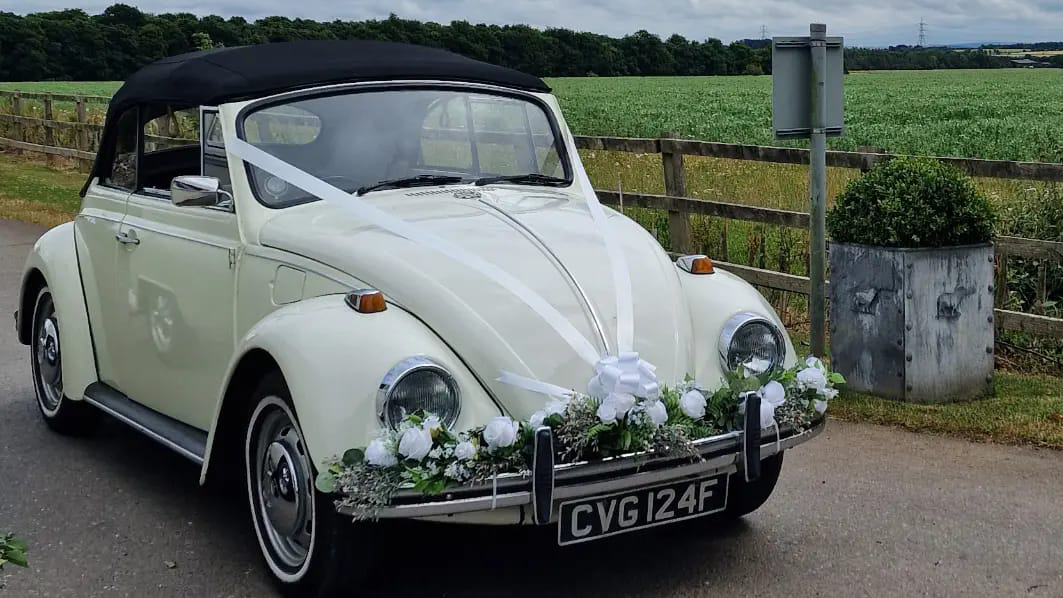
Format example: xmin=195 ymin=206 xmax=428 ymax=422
xmin=140 ymin=106 xmax=201 ymax=195
xmin=102 ymin=108 xmax=138 ymax=190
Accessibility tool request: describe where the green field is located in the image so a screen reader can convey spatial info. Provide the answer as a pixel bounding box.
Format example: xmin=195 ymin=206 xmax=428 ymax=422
xmin=4 ymin=69 xmax=1063 ymax=161
xmin=2 ymin=70 xmax=1062 ymax=321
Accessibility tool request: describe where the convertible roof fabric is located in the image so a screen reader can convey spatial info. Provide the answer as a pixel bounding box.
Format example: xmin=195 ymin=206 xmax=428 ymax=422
xmin=84 ymin=40 xmax=548 ymax=193
xmin=110 ymin=40 xmax=549 ymax=111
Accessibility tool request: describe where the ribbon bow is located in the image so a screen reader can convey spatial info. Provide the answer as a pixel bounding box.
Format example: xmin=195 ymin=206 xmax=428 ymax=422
xmin=588 ymin=352 xmax=659 ymax=401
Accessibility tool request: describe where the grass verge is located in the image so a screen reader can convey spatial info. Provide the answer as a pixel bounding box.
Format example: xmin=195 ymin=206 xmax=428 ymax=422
xmin=830 ymin=371 xmax=1063 ymax=448
xmin=0 ymin=153 xmax=82 ymax=227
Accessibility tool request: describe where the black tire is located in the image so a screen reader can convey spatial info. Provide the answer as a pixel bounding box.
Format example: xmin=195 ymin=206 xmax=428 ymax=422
xmin=721 ymin=452 xmax=784 ymax=519
xmin=29 ymin=286 xmax=98 ymax=435
xmin=245 ymin=372 xmax=373 ymax=597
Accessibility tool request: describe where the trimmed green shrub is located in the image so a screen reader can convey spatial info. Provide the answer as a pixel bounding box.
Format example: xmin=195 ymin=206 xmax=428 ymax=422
xmin=827 ymin=157 xmax=995 ymax=248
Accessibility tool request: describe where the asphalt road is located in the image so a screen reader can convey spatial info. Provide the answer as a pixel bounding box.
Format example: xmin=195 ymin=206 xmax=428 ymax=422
xmin=2 ymin=219 xmax=1063 ymax=597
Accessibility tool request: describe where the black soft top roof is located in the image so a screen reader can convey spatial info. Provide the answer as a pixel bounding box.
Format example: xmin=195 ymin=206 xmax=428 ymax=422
xmin=109 ymin=40 xmax=549 ymax=111
xmin=85 ymin=40 xmax=549 ymax=192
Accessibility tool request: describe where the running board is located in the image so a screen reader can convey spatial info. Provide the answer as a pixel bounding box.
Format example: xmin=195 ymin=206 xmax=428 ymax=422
xmin=82 ymin=382 xmax=208 ymax=464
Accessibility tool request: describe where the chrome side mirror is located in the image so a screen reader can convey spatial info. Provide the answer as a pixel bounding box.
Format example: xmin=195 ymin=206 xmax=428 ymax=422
xmin=171 ymin=175 xmax=231 ymax=208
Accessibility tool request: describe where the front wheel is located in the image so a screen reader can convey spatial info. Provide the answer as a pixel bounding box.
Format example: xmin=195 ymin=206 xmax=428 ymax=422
xmin=29 ymin=286 xmax=97 ymax=435
xmin=244 ymin=373 xmax=372 ymax=597
xmin=722 ymin=452 xmax=784 ymax=519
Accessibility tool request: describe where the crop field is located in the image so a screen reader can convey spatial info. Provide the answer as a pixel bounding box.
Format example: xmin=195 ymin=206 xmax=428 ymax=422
xmin=2 ymin=70 xmax=1062 ymax=340
xmin=5 ymin=69 xmax=1063 ymax=161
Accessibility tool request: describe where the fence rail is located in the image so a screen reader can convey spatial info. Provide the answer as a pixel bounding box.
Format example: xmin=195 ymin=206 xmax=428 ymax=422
xmin=1 ymin=90 xmax=1062 ymax=337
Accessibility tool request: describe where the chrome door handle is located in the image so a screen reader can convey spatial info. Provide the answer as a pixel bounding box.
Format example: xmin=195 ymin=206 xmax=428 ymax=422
xmin=115 ymin=230 xmax=140 ymax=245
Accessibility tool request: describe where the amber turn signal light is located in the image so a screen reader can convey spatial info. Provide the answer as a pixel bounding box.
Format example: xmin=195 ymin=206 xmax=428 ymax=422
xmin=676 ymin=254 xmax=714 ymax=275
xmin=345 ymin=289 xmax=387 ymax=313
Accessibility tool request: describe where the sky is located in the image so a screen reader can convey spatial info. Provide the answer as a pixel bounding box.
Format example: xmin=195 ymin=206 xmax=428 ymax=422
xmin=5 ymin=0 xmax=1062 ymax=47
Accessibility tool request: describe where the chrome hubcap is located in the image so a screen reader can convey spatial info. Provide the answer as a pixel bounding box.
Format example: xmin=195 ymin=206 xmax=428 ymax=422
xmin=254 ymin=406 xmax=313 ymax=569
xmin=35 ymin=309 xmax=62 ymax=411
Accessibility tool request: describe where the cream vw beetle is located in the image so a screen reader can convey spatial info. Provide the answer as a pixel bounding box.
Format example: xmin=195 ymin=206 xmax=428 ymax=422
xmin=15 ymin=41 xmax=824 ymax=595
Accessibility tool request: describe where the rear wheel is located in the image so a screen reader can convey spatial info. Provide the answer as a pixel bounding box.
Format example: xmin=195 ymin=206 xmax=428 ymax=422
xmin=721 ymin=452 xmax=784 ymax=519
xmin=29 ymin=286 xmax=97 ymax=435
xmin=245 ymin=373 xmax=372 ymax=597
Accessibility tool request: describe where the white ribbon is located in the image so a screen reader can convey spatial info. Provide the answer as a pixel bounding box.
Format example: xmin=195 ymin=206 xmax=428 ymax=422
xmin=496 ymin=371 xmax=576 ymax=400
xmin=588 ymin=352 xmax=659 ymax=400
xmin=228 ymin=138 xmax=601 ymax=367
xmin=565 ymin=134 xmax=635 ymax=355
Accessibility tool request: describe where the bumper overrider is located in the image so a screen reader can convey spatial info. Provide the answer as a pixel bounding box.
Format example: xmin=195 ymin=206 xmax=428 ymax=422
xmin=339 ymin=396 xmax=826 ymax=524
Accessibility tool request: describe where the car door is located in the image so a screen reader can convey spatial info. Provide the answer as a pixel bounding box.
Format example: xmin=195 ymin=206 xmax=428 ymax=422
xmin=75 ymin=106 xmax=139 ymax=388
xmin=110 ymin=107 xmax=240 ymax=431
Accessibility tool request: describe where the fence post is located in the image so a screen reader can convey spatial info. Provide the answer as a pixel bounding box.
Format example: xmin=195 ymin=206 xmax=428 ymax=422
xmin=660 ymin=132 xmax=691 ymax=253
xmin=43 ymin=94 xmax=55 ymax=166
xmin=12 ymin=92 xmax=23 ymax=143
xmin=75 ymin=96 xmax=91 ymax=172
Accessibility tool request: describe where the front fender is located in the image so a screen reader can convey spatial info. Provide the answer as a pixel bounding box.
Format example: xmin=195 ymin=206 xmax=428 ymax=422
xmin=678 ymin=268 xmax=798 ymax=389
xmin=206 ymin=294 xmax=502 ymax=473
xmin=18 ymin=222 xmax=97 ymax=401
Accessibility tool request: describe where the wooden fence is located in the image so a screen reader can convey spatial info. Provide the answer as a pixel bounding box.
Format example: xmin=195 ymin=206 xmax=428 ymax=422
xmin=2 ymin=90 xmax=1063 ymax=338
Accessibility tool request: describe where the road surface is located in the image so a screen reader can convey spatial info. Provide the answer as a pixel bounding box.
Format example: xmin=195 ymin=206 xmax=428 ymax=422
xmin=2 ymin=219 xmax=1061 ymax=597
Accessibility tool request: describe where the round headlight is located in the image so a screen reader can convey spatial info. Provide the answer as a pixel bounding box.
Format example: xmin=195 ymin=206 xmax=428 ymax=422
xmin=377 ymin=357 xmax=460 ymax=430
xmin=718 ymin=313 xmax=785 ymax=374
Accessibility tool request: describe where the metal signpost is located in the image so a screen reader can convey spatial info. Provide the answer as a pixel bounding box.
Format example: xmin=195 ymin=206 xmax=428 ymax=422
xmin=772 ymin=23 xmax=844 ymax=358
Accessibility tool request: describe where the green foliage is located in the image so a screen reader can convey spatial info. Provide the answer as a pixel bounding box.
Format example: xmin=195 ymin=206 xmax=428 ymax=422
xmin=827 ymin=157 xmax=996 ymax=248
xmin=0 ymin=533 xmax=28 ymax=569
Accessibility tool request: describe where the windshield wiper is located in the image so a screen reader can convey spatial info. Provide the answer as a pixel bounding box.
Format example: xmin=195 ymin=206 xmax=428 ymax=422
xmin=356 ymin=175 xmax=464 ymax=196
xmin=473 ymin=173 xmax=569 ymax=187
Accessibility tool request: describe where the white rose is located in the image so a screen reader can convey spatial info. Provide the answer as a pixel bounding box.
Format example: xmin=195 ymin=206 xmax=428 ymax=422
xmin=596 ymin=402 xmax=618 ymax=425
xmin=796 ymin=367 xmax=828 ymax=392
xmin=645 ymin=400 xmax=669 ymax=426
xmin=604 ymin=393 xmax=636 ymax=417
xmin=814 ymin=399 xmax=828 ymax=414
xmin=679 ymin=390 xmax=706 ymax=419
xmin=759 ymin=402 xmax=777 ymax=429
xmin=483 ymin=416 xmax=519 ymax=451
xmin=739 ymin=392 xmax=778 ymax=430
xmin=365 ymin=438 xmax=398 ymax=467
xmin=454 ymin=440 xmax=477 ymax=461
xmin=805 ymin=356 xmax=825 ymax=371
xmin=529 ymin=411 xmax=546 ymax=428
xmin=398 ymin=426 xmax=433 ymax=461
xmin=759 ymin=380 xmax=786 ymax=408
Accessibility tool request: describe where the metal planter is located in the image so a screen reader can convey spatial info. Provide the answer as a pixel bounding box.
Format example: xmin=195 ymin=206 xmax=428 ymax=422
xmin=829 ymin=242 xmax=994 ymax=403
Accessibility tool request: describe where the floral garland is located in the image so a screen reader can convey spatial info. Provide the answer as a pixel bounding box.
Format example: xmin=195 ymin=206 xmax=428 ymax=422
xmin=316 ymin=357 xmax=844 ymax=520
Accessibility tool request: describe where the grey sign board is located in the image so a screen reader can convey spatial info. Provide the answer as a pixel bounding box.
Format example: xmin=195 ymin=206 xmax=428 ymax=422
xmin=771 ymin=36 xmax=845 ymax=139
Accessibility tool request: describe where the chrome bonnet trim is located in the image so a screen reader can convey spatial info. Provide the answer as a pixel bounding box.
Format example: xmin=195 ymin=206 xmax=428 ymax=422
xmin=473 ymin=197 xmax=612 ymax=355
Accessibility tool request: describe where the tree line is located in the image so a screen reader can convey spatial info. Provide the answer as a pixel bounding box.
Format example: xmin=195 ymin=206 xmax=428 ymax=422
xmin=0 ymin=4 xmax=1045 ymax=82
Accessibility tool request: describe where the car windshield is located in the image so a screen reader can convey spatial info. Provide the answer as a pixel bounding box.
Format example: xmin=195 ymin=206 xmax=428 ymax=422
xmin=238 ymin=88 xmax=570 ymax=206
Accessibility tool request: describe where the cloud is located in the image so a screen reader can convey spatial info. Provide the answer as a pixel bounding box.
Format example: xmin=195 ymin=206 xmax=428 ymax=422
xmin=3 ymin=0 xmax=1061 ymax=46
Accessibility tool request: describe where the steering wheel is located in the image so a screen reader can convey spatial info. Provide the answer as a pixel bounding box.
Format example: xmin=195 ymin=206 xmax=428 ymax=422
xmin=259 ymin=174 xmax=360 ymax=202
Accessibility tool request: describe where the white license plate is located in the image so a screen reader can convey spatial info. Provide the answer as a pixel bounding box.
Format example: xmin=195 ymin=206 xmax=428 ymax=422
xmin=557 ymin=472 xmax=729 ymax=546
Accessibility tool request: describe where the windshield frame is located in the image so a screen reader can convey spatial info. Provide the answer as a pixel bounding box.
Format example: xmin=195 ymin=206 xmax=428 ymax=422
xmin=235 ymin=81 xmax=574 ymax=209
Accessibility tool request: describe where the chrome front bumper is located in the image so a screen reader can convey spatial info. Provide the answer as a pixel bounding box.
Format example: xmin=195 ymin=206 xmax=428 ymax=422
xmin=339 ymin=413 xmax=826 ymax=523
